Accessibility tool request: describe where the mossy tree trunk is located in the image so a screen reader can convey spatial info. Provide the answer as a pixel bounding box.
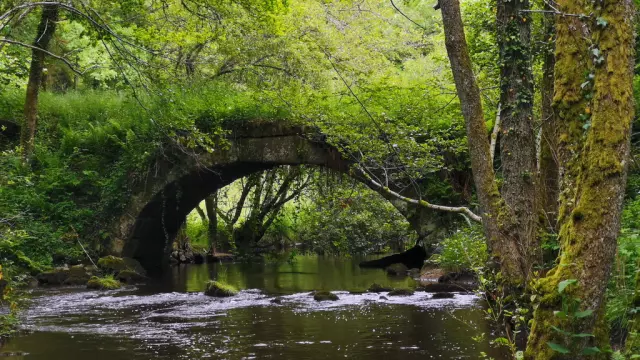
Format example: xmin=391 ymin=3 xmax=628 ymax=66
xmin=525 ymin=0 xmax=635 ymax=358
xmin=20 ymin=5 xmax=59 ymax=161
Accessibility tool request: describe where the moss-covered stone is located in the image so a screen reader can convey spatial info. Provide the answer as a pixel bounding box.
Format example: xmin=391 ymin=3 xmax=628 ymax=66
xmin=97 ymin=256 xmax=146 ymax=276
xmin=204 ymin=281 xmax=238 ymax=297
xmin=36 ymin=269 xmax=69 ymax=285
xmin=313 ymin=291 xmax=339 ymax=301
xmin=368 ymin=283 xmax=393 ymax=293
xmin=97 ymin=256 xmax=127 ymax=273
xmin=63 ymin=275 xmax=91 ymax=285
xmin=86 ymin=276 xmax=121 ymax=290
xmin=388 ymin=288 xmax=414 ymax=296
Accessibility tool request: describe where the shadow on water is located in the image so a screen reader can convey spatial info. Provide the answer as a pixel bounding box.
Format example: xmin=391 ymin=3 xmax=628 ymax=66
xmin=1 ymin=255 xmax=508 ymax=360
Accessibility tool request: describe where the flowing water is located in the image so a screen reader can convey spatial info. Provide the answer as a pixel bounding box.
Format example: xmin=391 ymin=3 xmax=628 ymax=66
xmin=2 ymin=255 xmax=506 ymax=359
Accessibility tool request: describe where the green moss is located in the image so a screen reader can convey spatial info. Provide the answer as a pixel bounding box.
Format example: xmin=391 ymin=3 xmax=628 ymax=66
xmin=97 ymin=256 xmax=127 ymax=273
xmin=313 ymin=291 xmax=339 ymax=301
xmin=204 ymin=280 xmax=238 ymax=297
xmin=86 ymin=276 xmax=121 ymax=290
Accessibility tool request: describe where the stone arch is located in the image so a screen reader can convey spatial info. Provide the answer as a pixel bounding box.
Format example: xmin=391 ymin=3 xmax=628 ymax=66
xmin=107 ymin=122 xmax=450 ymax=272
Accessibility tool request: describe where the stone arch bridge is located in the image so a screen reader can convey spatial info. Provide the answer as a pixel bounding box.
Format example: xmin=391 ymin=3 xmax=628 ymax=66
xmin=107 ymin=120 xmax=454 ymax=272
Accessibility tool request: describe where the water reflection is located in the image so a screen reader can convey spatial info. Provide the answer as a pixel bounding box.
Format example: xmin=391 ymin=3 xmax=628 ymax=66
xmin=2 ymin=255 xmax=507 ymax=360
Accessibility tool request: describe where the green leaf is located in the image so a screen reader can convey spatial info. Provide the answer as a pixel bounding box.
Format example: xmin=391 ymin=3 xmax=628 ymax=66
xmin=574 ymin=310 xmax=594 ymax=318
xmin=547 ymin=342 xmax=571 ymax=354
xmin=581 ymin=347 xmax=601 ymax=355
xmin=558 ymin=279 xmax=577 ymax=293
xmin=571 ymin=333 xmax=594 ymax=338
xmin=551 ymin=325 xmax=570 ymax=336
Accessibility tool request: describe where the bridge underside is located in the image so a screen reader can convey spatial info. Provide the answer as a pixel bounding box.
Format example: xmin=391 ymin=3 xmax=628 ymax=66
xmin=109 ymin=123 xmax=462 ymax=273
xmin=123 ymin=162 xmax=275 ymax=272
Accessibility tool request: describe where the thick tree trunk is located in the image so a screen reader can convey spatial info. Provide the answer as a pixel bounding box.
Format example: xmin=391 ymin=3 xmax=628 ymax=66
xmin=20 ymin=5 xmax=59 ymax=161
xmin=538 ymin=8 xmax=559 ymax=231
xmin=525 ymin=0 xmax=635 ymax=358
xmin=438 ymin=0 xmax=526 ymax=283
xmin=496 ymin=0 xmax=541 ymax=276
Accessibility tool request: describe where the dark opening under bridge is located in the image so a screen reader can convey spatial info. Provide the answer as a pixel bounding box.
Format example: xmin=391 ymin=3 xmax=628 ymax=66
xmin=107 ymin=120 xmax=459 ymax=272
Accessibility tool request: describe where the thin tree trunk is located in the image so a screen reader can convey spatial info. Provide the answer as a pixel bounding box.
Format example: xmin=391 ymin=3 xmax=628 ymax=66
xmin=496 ymin=0 xmax=541 ymax=274
xmin=20 ymin=5 xmax=59 ymax=161
xmin=525 ymin=0 xmax=635 ymax=357
xmin=438 ymin=0 xmax=526 ymax=282
xmin=204 ymin=192 xmax=218 ymax=253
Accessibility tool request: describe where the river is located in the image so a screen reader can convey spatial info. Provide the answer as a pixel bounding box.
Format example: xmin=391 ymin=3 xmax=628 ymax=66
xmin=2 ymin=255 xmax=506 ymax=359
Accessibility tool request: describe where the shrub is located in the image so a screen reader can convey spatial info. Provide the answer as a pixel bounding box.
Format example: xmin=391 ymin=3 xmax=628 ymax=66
xmin=431 ymin=225 xmax=488 ymax=272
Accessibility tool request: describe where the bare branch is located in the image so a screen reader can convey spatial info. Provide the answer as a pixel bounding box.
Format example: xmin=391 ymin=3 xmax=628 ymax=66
xmin=0 ymin=38 xmax=84 ymax=76
xmin=490 ymin=102 xmax=501 ymax=163
xmin=352 ymin=165 xmax=482 ymax=222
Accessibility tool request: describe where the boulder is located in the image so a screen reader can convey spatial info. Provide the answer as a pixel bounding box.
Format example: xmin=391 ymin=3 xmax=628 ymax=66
xmin=36 ymin=269 xmax=69 ymax=285
xmin=116 ymin=269 xmax=146 ymax=283
xmin=313 ymin=291 xmax=339 ymax=301
xmin=86 ymin=276 xmax=121 ymax=290
xmin=385 ymin=263 xmax=409 ymax=276
xmin=204 ymin=281 xmax=238 ymax=297
xmin=97 ymin=256 xmax=146 ymax=276
xmin=388 ymin=288 xmax=414 ymax=296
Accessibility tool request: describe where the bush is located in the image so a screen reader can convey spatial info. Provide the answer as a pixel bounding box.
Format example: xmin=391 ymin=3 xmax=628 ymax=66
xmin=431 ymin=225 xmax=488 ymax=272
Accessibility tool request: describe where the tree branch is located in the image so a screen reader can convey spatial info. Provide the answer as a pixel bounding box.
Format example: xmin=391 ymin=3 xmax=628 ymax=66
xmin=0 ymin=38 xmax=84 ymax=76
xmin=353 ymin=165 xmax=482 ymax=222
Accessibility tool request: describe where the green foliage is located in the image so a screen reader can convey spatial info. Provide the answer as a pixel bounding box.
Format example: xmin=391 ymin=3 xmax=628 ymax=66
xmin=294 ymin=179 xmax=416 ymax=255
xmin=431 ymin=225 xmax=488 ymax=272
xmin=547 ymin=279 xmax=601 ymax=356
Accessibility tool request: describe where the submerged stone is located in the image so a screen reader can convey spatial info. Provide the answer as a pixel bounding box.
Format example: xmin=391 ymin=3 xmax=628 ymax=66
xmin=431 ymin=292 xmax=455 ymax=299
xmin=204 ymin=281 xmax=238 ymax=297
xmin=388 ymin=288 xmax=414 ymax=296
xmin=313 ymin=291 xmax=339 ymax=301
xmin=270 ymin=297 xmax=283 ymax=304
xmin=86 ymin=276 xmax=121 ymax=290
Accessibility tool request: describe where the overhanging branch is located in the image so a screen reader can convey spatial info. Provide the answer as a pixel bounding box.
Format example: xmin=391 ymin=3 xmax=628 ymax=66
xmin=353 ymin=165 xmax=482 ymax=222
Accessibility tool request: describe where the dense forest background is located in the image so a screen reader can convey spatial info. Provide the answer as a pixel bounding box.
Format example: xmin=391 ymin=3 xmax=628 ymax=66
xmin=1 ymin=0 xmax=640 ymax=358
